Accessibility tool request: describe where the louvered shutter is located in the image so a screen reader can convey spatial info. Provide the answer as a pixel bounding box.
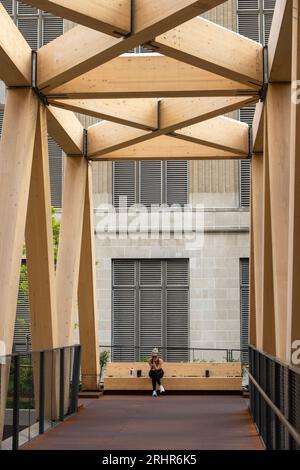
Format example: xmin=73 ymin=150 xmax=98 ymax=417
xmin=17 ymin=1 xmax=37 ymax=14
xmin=240 ymin=258 xmax=249 ymax=364
xmin=42 ymin=16 xmax=64 ymax=45
xmin=113 ymin=161 xmax=136 ymax=208
xmin=0 ymin=107 xmax=4 ymax=137
xmin=17 ymin=17 xmax=38 ymax=49
xmin=239 ymin=107 xmax=255 ymax=209
xmin=264 ymin=0 xmax=276 ymax=9
xmin=48 ymin=137 xmax=63 ymax=208
xmin=139 ymin=161 xmax=162 ymax=207
xmin=139 ymin=260 xmax=162 ymax=359
xmin=237 ymin=0 xmax=259 ymax=8
xmin=1 ymin=0 xmax=13 ymax=14
xmin=14 ymin=261 xmax=31 ymax=353
xmin=237 ymin=11 xmax=260 ymax=42
xmin=166 ymin=260 xmax=189 ymax=361
xmin=166 ymin=161 xmax=188 ymax=206
xmin=264 ymin=11 xmax=273 ymax=44
xmin=112 ymin=260 xmax=136 ymax=361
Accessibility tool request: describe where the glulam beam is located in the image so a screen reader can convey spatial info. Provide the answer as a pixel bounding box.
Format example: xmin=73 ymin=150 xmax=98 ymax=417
xmin=0 ymin=3 xmax=32 ymax=86
xmin=24 ymin=0 xmax=131 ymax=37
xmin=37 ymin=0 xmax=227 ymax=92
xmin=90 ymin=135 xmax=246 ymax=161
xmin=46 ymin=105 xmax=83 ymax=155
xmin=47 ymin=56 xmax=260 ymax=99
xmin=150 ymin=17 xmax=263 ymax=87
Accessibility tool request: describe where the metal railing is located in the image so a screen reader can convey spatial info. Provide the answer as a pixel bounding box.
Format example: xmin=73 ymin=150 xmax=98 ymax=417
xmin=249 ymin=345 xmax=300 ymax=450
xmin=0 ymin=345 xmax=81 ymax=450
xmin=99 ymin=345 xmax=243 ymax=363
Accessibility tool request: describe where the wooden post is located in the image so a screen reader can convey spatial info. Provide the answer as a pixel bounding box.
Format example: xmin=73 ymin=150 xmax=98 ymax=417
xmin=261 ymin=108 xmax=276 ymax=356
xmin=78 ymin=164 xmax=100 ymax=390
xmin=0 ymin=89 xmax=38 ymax=441
xmin=25 ymin=103 xmax=59 ymax=420
xmin=287 ymin=0 xmax=300 ymax=362
xmin=56 ymin=156 xmax=87 ymax=347
xmin=266 ymin=84 xmax=291 ymax=362
xmin=251 ymin=153 xmax=264 ymax=349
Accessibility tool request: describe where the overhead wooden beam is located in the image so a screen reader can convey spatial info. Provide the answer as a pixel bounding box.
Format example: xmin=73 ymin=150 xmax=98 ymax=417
xmin=37 ymin=0 xmax=227 ymax=92
xmin=48 ymin=56 xmax=260 ymax=99
xmin=24 ymin=0 xmax=131 ymax=37
xmin=172 ymin=116 xmax=249 ymax=155
xmin=150 ymin=17 xmax=263 ymax=87
xmin=50 ymin=96 xmax=257 ymax=134
xmin=46 ymin=105 xmax=83 ymax=155
xmin=25 ymin=104 xmax=57 ymax=351
xmin=48 ymin=98 xmax=159 ymax=131
xmin=266 ymin=84 xmax=291 ymax=362
xmin=268 ymin=0 xmax=293 ymax=82
xmin=78 ymin=164 xmax=100 ymax=391
xmin=87 ymin=98 xmax=253 ymax=157
xmin=90 ymin=135 xmax=246 ymax=161
xmin=56 ymin=156 xmax=87 ymax=347
xmin=0 ymin=3 xmax=32 ymax=86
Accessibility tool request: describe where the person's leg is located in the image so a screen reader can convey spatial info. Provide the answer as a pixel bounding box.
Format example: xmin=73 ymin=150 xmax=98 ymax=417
xmin=149 ymin=370 xmax=157 ymax=391
xmin=156 ymin=369 xmax=163 ymax=386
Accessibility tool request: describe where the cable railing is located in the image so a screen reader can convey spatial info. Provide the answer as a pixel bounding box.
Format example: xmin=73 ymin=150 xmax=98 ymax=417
xmin=0 ymin=345 xmax=81 ymax=450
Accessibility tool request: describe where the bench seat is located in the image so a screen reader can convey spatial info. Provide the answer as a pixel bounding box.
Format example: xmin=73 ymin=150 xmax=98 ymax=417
xmin=104 ymin=362 xmax=242 ymax=392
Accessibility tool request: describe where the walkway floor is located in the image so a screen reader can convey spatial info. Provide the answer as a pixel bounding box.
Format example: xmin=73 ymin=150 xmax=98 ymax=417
xmin=24 ymin=395 xmax=264 ymax=450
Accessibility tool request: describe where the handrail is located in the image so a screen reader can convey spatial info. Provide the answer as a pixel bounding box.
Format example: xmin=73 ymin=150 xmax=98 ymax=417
xmin=248 ymin=370 xmax=300 ymax=448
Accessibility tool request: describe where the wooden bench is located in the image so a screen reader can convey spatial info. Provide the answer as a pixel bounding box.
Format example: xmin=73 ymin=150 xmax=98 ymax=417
xmin=104 ymin=362 xmax=242 ymax=392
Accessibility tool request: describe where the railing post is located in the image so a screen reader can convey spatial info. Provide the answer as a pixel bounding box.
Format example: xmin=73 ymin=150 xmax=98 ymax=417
xmin=70 ymin=346 xmax=81 ymax=415
xmin=39 ymin=351 xmax=45 ymax=435
xmin=12 ymin=355 xmax=20 ymax=451
xmin=59 ymin=348 xmax=65 ymax=422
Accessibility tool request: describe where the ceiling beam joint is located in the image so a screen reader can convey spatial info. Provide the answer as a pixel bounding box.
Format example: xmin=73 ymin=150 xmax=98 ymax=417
xmin=31 ymin=51 xmax=48 ymax=106
xmin=259 ymin=45 xmax=269 ymax=102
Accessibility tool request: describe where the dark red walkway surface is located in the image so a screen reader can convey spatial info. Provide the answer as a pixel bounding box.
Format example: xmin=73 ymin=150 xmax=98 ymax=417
xmin=24 ymin=395 xmax=264 ymax=450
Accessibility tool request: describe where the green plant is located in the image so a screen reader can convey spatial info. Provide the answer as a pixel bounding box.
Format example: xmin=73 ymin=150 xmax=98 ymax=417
xmin=7 ymin=357 xmax=34 ymax=403
xmin=99 ymin=350 xmax=110 ymax=380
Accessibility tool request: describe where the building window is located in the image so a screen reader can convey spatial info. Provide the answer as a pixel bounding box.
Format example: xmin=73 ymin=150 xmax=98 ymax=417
xmin=113 ymin=161 xmax=189 ymax=208
xmin=237 ymin=0 xmax=275 ymax=208
xmin=240 ymin=258 xmax=250 ymax=364
xmin=112 ymin=259 xmax=189 ymax=362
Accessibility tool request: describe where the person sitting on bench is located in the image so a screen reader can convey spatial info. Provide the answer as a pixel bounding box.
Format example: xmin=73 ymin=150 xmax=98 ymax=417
xmin=148 ymin=348 xmax=165 ymax=397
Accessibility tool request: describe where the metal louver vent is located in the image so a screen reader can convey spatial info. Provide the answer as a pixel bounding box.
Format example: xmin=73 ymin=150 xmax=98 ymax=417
xmin=112 ymin=259 xmax=189 ymax=362
xmin=13 ymin=260 xmax=31 ymax=353
xmin=166 ymin=161 xmax=188 ymax=206
xmin=237 ymin=0 xmax=259 ymax=9
xmin=264 ymin=0 xmax=276 ymax=9
xmin=140 ymin=161 xmax=162 ymax=207
xmin=113 ymin=161 xmax=136 ymax=208
xmin=17 ymin=1 xmax=37 ymax=14
xmin=17 ymin=17 xmax=38 ymax=49
xmin=240 ymin=160 xmax=251 ymax=208
xmin=42 ymin=16 xmax=63 ymax=45
xmin=1 ymin=0 xmax=13 ymax=14
xmin=48 ymin=137 xmax=62 ymax=209
xmin=140 ymin=260 xmax=162 ymax=286
xmin=0 ymin=107 xmax=4 ymax=137
xmin=264 ymin=12 xmax=273 ymax=44
xmin=237 ymin=11 xmax=260 ymax=42
xmin=240 ymin=258 xmax=249 ymax=363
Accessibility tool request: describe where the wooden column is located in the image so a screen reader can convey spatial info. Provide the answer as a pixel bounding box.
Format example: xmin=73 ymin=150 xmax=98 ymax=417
xmin=261 ymin=108 xmax=276 ymax=356
xmin=287 ymin=0 xmax=300 ymax=362
xmin=56 ymin=156 xmax=87 ymax=347
xmin=25 ymin=104 xmax=57 ymax=350
xmin=251 ymin=153 xmax=264 ymax=349
xmin=0 ymin=89 xmax=38 ymax=440
xmin=266 ymin=84 xmax=291 ymax=362
xmin=249 ymin=183 xmax=257 ymax=347
xmin=78 ymin=164 xmax=100 ymax=390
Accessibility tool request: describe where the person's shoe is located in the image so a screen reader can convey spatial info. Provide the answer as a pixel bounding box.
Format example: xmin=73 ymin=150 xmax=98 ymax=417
xmin=152 ymin=391 xmax=157 ymax=397
xmin=160 ymin=385 xmax=165 ymax=394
